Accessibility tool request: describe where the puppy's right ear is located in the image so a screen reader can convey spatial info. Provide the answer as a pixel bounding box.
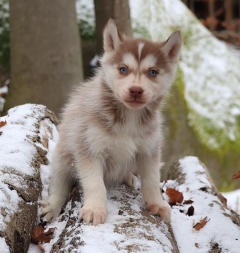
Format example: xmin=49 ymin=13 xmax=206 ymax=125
xmin=103 ymin=19 xmax=123 ymax=52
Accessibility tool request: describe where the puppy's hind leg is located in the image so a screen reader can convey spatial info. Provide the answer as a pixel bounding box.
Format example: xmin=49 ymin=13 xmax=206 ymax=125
xmin=123 ymin=171 xmax=138 ymax=189
xmin=42 ymin=147 xmax=73 ymax=222
xmin=138 ymin=153 xmax=171 ymax=223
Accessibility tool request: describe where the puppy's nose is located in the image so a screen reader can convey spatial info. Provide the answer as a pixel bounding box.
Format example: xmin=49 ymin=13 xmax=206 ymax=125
xmin=129 ymin=86 xmax=144 ymax=99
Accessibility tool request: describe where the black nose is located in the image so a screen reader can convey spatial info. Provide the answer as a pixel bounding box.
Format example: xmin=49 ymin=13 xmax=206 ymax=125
xmin=129 ymin=86 xmax=144 ymax=99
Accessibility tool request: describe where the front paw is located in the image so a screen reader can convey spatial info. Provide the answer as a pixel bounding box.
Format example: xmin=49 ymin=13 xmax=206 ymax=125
xmin=79 ymin=204 xmax=107 ymax=226
xmin=41 ymin=201 xmax=62 ymax=222
xmin=147 ymin=202 xmax=171 ymax=223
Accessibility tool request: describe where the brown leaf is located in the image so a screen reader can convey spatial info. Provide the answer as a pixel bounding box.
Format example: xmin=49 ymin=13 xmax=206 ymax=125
xmin=69 ymin=186 xmax=78 ymax=200
xmin=166 ymin=188 xmax=184 ymax=206
xmin=232 ymin=171 xmax=240 ymax=179
xmin=0 ymin=121 xmax=6 ymax=128
xmin=183 ymin=199 xmax=194 ymax=205
xmin=187 ymin=206 xmax=194 ymax=216
xmin=195 ymin=243 xmax=199 ymax=248
xmin=217 ymin=193 xmax=227 ymax=208
xmin=193 ymin=217 xmax=209 ymax=231
xmin=31 ymin=225 xmax=55 ymax=244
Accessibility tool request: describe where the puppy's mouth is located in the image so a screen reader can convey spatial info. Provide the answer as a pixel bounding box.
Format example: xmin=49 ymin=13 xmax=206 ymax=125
xmin=124 ymin=99 xmax=146 ymax=108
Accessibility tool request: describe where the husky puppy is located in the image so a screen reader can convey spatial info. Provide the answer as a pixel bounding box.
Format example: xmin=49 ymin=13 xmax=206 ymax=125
xmin=42 ymin=19 xmax=181 ymax=225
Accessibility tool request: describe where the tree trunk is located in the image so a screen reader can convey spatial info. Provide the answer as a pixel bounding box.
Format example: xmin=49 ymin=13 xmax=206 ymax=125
xmin=0 ymin=104 xmax=58 ymax=253
xmin=94 ymin=0 xmax=132 ymax=54
xmin=6 ymin=0 xmax=83 ymax=115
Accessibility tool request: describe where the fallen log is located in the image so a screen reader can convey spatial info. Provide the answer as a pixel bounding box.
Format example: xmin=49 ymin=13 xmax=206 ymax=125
xmin=0 ymin=104 xmax=239 ymax=253
xmin=0 ymin=104 xmax=58 ymax=253
xmin=40 ymin=157 xmax=240 ymax=252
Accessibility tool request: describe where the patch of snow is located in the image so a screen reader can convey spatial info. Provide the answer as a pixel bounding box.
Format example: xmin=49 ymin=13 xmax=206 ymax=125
xmin=38 ymin=118 xmax=58 ymax=202
xmin=223 ymin=189 xmax=240 ymax=215
xmin=27 ymin=244 xmax=41 ymax=253
xmin=165 ymin=156 xmax=240 ymax=253
xmin=75 ymin=0 xmax=95 ymax=28
xmin=0 ymin=85 xmax=8 ymax=95
xmin=0 ymin=104 xmax=45 ymax=231
xmin=0 ymin=237 xmax=10 ymax=253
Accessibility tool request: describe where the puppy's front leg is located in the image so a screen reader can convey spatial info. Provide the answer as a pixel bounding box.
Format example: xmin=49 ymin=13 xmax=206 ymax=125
xmin=138 ymin=153 xmax=171 ymax=223
xmin=77 ymin=158 xmax=107 ymax=225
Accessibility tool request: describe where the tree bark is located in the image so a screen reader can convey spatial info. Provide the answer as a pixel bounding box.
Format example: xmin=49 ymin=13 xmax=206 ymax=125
xmin=6 ymin=0 xmax=83 ymax=115
xmin=94 ymin=0 xmax=132 ymax=54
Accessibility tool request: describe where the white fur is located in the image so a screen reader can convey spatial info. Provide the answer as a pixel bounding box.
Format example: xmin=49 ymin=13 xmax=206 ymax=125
xmin=138 ymin=42 xmax=145 ymax=61
xmin=42 ymin=20 xmax=181 ymax=225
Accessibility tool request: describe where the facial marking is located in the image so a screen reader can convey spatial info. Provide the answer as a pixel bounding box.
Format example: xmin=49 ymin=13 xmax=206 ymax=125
xmin=138 ymin=42 xmax=144 ymax=62
xmin=140 ymin=54 xmax=157 ymax=71
xmin=122 ymin=53 xmax=138 ymax=70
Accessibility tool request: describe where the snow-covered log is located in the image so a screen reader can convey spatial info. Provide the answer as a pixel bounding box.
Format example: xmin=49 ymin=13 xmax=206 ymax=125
xmin=41 ymin=157 xmax=240 ymax=253
xmin=1 ymin=104 xmax=239 ymax=253
xmin=0 ymin=104 xmax=58 ymax=253
xmin=162 ymin=157 xmax=240 ymax=252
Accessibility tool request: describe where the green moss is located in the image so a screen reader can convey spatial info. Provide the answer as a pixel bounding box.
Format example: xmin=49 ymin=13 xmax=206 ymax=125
xmin=165 ymin=67 xmax=240 ymax=190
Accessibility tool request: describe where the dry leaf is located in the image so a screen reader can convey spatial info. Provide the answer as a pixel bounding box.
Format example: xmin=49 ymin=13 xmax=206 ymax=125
xmin=217 ymin=193 xmax=227 ymax=208
xmin=183 ymin=200 xmax=194 ymax=205
xmin=193 ymin=217 xmax=209 ymax=231
xmin=187 ymin=206 xmax=194 ymax=216
xmin=232 ymin=171 xmax=240 ymax=180
xmin=0 ymin=121 xmax=6 ymax=128
xmin=166 ymin=188 xmax=184 ymax=206
xmin=31 ymin=225 xmax=55 ymax=244
xmin=69 ymin=186 xmax=78 ymax=200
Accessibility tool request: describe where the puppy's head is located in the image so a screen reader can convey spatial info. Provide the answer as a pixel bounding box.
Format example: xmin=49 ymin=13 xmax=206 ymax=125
xmin=101 ymin=19 xmax=181 ymax=110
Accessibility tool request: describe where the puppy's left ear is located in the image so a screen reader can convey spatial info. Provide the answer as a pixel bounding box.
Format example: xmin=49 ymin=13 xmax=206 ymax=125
xmin=162 ymin=31 xmax=182 ymax=61
xmin=103 ymin=19 xmax=123 ymax=52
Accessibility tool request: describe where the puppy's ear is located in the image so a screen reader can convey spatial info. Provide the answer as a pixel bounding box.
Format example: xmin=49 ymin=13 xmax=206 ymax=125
xmin=162 ymin=31 xmax=181 ymax=61
xmin=103 ymin=19 xmax=123 ymax=52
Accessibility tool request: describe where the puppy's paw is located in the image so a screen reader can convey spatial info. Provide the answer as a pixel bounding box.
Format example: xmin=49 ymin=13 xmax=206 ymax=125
xmin=123 ymin=172 xmax=137 ymax=189
xmin=40 ymin=198 xmax=62 ymax=222
xmin=79 ymin=205 xmax=107 ymax=226
xmin=147 ymin=202 xmax=171 ymax=223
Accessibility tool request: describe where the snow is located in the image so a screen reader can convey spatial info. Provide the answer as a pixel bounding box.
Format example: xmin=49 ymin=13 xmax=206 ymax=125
xmin=38 ymin=184 xmax=174 ymax=252
xmin=0 ymin=237 xmax=9 ymax=253
xmin=0 ymin=104 xmax=236 ymax=252
xmin=75 ymin=0 xmax=95 ymax=26
xmin=223 ymin=190 xmax=240 ymax=215
xmin=38 ymin=118 xmax=59 ymax=202
xmin=165 ymin=157 xmax=240 ymax=253
xmin=0 ymin=81 xmax=9 ymax=112
xmin=30 ymin=151 xmax=240 ymax=252
xmin=0 ymin=104 xmax=46 ymax=234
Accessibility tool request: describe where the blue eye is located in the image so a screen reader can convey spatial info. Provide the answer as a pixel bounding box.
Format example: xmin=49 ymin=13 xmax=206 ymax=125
xmin=149 ymin=69 xmax=158 ymax=77
xmin=119 ymin=66 xmax=128 ymax=74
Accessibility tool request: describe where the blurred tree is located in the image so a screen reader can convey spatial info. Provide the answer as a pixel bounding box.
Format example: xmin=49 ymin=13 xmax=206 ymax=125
xmin=94 ymin=0 xmax=132 ymax=54
xmin=5 ymin=0 xmax=83 ymax=115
